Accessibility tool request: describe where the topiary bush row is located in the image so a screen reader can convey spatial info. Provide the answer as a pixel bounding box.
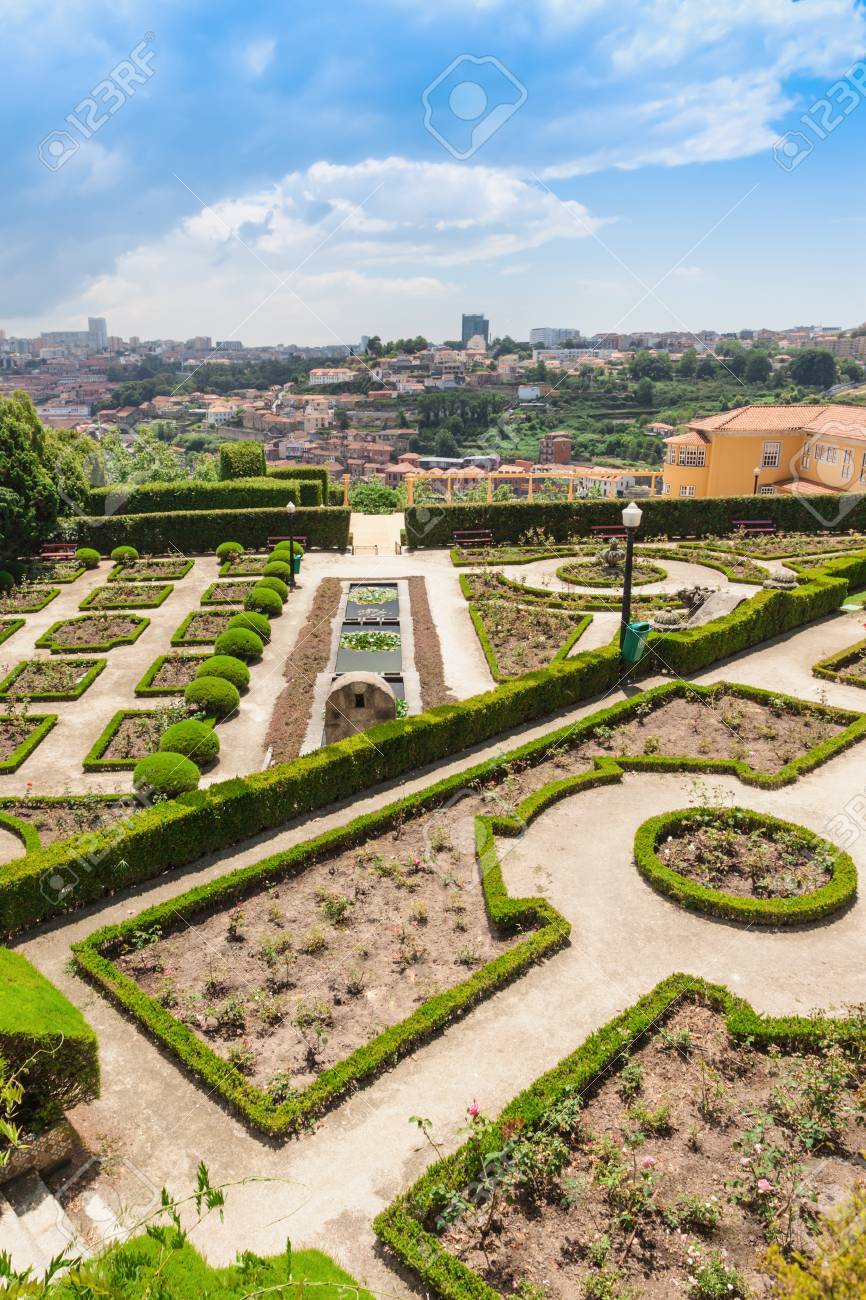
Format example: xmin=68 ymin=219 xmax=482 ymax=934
xmin=86 ymin=477 xmax=322 ymax=514
xmin=2 ymin=556 xmax=864 ymax=936
xmin=75 ymin=505 xmax=349 ymax=553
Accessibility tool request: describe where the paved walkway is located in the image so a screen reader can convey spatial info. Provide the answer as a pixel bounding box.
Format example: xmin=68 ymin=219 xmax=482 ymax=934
xmin=12 ymin=592 xmax=866 ymax=1294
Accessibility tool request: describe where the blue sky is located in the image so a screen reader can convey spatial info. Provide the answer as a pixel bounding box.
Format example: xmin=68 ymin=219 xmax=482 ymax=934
xmin=3 ymin=0 xmax=866 ymax=344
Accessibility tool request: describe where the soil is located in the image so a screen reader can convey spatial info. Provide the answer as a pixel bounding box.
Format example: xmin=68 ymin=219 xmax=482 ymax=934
xmin=557 ymin=558 xmax=666 ymax=588
xmin=475 ymin=602 xmax=586 ymax=677
xmin=224 ymin=555 xmax=268 ymax=576
xmin=713 ymin=533 xmax=866 ymax=559
xmin=175 ymin=609 xmax=241 ymax=643
xmin=148 ymin=654 xmax=208 ymax=690
xmin=657 ymin=812 xmax=833 ymax=899
xmin=264 ymin=577 xmax=342 ymax=762
xmin=116 ymin=560 xmax=190 ymax=580
xmin=47 ymin=615 xmax=142 ymax=648
xmin=99 ymin=714 xmax=165 ymax=763
xmin=408 ymin=576 xmax=456 ymax=707
xmin=0 ymin=717 xmax=43 ymax=761
xmin=203 ymin=582 xmax=256 ymax=604
xmin=2 ymin=659 xmax=100 ymax=697
xmin=114 ymin=802 xmax=515 ymax=1095
xmin=85 ymin=583 xmax=168 ymax=608
xmin=0 ymin=798 xmax=124 ymax=850
xmin=440 ymin=1002 xmax=866 ymax=1299
xmin=0 ymin=586 xmax=55 ymax=614
xmin=464 ymin=571 xmax=673 ymax=615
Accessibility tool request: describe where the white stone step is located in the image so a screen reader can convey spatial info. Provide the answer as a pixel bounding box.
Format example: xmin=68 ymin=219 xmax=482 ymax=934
xmin=0 ymin=1189 xmax=50 ymax=1278
xmin=2 ymin=1171 xmax=83 ymax=1268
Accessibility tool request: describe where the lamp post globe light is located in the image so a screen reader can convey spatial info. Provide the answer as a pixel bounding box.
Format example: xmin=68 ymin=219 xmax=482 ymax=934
xmin=286 ymin=498 xmax=296 ymax=590
xmin=753 ymin=467 xmax=761 ymax=495
xmin=619 ymin=500 xmax=643 ymax=654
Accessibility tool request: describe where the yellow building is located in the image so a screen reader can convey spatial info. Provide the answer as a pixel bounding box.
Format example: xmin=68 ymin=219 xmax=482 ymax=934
xmin=662 ymin=404 xmax=866 ymax=500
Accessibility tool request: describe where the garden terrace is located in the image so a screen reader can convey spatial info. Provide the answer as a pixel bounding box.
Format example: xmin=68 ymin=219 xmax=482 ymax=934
xmin=377 ymin=978 xmax=866 ymax=1300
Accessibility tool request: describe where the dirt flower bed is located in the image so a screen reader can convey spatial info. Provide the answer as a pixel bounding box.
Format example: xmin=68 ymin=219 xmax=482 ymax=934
xmin=96 ymin=702 xmax=194 ymax=765
xmin=408 ymin=576 xmax=456 ymax=708
xmin=115 ymin=807 xmax=515 ymax=1096
xmin=147 ymin=654 xmax=207 ymax=691
xmin=113 ymin=559 xmax=191 ymax=581
xmin=657 ymin=809 xmax=834 ymax=899
xmin=1 ymin=797 xmax=124 ymax=848
xmin=712 ymin=532 xmax=866 ymax=559
xmin=0 ymin=585 xmax=56 ymax=614
xmin=0 ymin=659 xmax=100 ymax=698
xmin=83 ymin=582 xmax=170 ymax=608
xmin=223 ymin=555 xmax=268 ymax=576
xmin=475 ymin=602 xmax=585 ymax=677
xmin=264 ymin=577 xmax=342 ymax=762
xmin=43 ymin=615 xmax=143 ymax=648
xmin=438 ymin=1002 xmax=866 ymax=1299
xmin=464 ymin=570 xmax=672 ymax=615
xmin=557 ymin=557 xmax=666 ymax=588
xmin=202 ymin=581 xmax=256 ymax=604
xmin=0 ymin=716 xmax=46 ymax=762
xmin=173 ymin=609 xmax=240 ymax=643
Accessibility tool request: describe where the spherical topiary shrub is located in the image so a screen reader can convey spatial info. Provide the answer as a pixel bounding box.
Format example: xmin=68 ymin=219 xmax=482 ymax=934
xmin=227 ymin=610 xmax=270 ymax=641
xmin=75 ymin=547 xmax=100 ymax=569
xmin=110 ymin=545 xmax=139 ymax=564
xmin=159 ymin=719 xmax=220 ymax=765
xmin=257 ymin=575 xmax=289 ymax=601
xmin=245 ymin=585 xmax=283 ymax=616
xmin=216 ymin=541 xmax=245 ymax=561
xmin=133 ymin=751 xmax=200 ymax=797
xmin=214 ymin=627 xmax=264 ymax=662
xmin=270 ymin=542 xmax=304 ymax=559
xmin=263 ymin=560 xmax=293 ymax=581
xmin=184 ymin=675 xmax=240 ymax=719
xmin=195 ymin=654 xmax=250 ymax=690
xmin=0 ymin=570 xmax=14 ymax=592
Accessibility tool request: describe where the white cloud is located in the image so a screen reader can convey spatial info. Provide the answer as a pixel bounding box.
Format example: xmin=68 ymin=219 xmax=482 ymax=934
xmin=51 ymin=156 xmax=609 ymax=342
xmin=241 ymin=37 xmax=276 ymax=78
xmin=672 ymin=265 xmax=704 ymax=280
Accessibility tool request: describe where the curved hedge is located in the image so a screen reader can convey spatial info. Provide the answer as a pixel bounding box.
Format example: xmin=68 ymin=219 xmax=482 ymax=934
xmin=76 ymin=505 xmax=349 ymax=553
xmin=634 ymin=806 xmax=856 ymax=925
xmin=556 ymin=559 xmax=666 ymax=588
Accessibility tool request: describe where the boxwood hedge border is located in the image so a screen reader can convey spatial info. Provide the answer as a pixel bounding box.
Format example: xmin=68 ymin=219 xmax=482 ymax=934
xmin=0 ymin=793 xmax=129 ymax=855
xmin=634 ymin=805 xmax=857 ymax=925
xmin=79 ymin=582 xmax=173 ymax=611
xmin=218 ymin=557 xmax=268 ymax=578
xmin=35 ymin=613 xmax=150 ymax=654
xmin=37 ymin=563 xmax=86 ymax=585
xmin=0 ymin=714 xmax=58 ymax=774
xmin=83 ymin=708 xmax=165 ymax=772
xmin=555 ymin=559 xmax=667 ymax=588
xmin=813 ymin=635 xmax=866 ymax=686
xmin=75 ymin=505 xmax=350 ymax=554
xmin=0 ymin=619 xmax=25 ymax=646
xmin=468 ymin=604 xmax=593 ymax=682
xmin=0 ymin=810 xmax=40 ymax=854
xmin=108 ymin=559 xmax=194 ymax=582
xmin=2 ymin=548 xmax=865 ymax=935
xmin=372 ymin=972 xmax=866 ymax=1299
xmin=171 ymin=607 xmax=242 ymax=646
xmin=449 ymin=545 xmax=588 ymax=568
xmin=0 ymin=586 xmax=60 ymax=615
xmin=638 ymin=544 xmax=770 ymax=585
xmin=0 ymin=657 xmax=107 ymax=701
xmin=200 ymin=580 xmax=256 ymax=606
xmin=135 ymin=652 xmax=209 ymax=697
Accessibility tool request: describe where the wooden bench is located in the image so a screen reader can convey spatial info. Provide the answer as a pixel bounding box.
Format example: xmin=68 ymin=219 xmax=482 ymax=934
xmin=590 ymin=524 xmax=627 ymax=539
xmin=39 ymin=543 xmax=77 ymax=560
xmin=731 ymin=519 xmax=776 ymax=535
xmin=453 ymin=529 xmax=494 ymax=548
xmin=267 ymin=535 xmax=307 ymax=548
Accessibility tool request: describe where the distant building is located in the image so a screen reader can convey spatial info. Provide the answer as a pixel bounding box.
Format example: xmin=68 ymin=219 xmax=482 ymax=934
xmin=529 ymin=327 xmax=581 ymax=347
xmin=88 ymin=317 xmax=108 ymax=350
xmin=215 ymin=340 xmax=243 ymax=351
xmin=538 ymin=431 xmax=572 ymax=465
xmin=461 ymin=313 xmax=489 ymax=346
xmin=309 ymin=367 xmax=355 ymax=386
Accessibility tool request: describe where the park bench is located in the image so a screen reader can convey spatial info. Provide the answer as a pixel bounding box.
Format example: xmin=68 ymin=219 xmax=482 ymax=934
xmin=590 ymin=524 xmax=627 ymax=539
xmin=453 ymin=529 xmax=494 ymax=548
xmin=39 ymin=543 xmax=77 ymax=560
xmin=267 ymin=535 xmax=307 ymax=548
xmin=731 ymin=519 xmax=776 ymax=535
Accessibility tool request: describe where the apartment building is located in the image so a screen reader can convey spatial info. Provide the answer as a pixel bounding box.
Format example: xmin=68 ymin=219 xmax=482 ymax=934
xmin=309 ymin=367 xmax=355 ymax=386
xmin=537 ymin=431 xmax=573 ymax=464
xmin=662 ymin=403 xmax=866 ymax=498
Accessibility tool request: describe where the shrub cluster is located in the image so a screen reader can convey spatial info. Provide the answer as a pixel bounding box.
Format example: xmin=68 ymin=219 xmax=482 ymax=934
xmin=219 ymin=439 xmax=266 ymax=479
xmin=75 ymin=506 xmax=350 ymax=552
xmin=213 ymin=627 xmax=264 ymax=662
xmin=183 ymin=674 xmax=240 ymax=719
xmin=86 ymin=477 xmax=322 ymax=514
xmin=75 ymin=546 xmax=100 ymax=568
xmin=133 ymin=751 xmax=201 ymax=797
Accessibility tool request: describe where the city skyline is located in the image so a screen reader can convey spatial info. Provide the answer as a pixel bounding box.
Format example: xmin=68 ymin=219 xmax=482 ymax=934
xmin=3 ymin=1 xmax=866 ymax=345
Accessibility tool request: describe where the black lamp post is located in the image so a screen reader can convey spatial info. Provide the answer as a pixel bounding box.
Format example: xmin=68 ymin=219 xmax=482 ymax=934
xmin=619 ymin=499 xmax=643 ymax=653
xmin=286 ymin=499 xmax=296 ymax=590
xmin=752 ymin=467 xmax=760 ymax=495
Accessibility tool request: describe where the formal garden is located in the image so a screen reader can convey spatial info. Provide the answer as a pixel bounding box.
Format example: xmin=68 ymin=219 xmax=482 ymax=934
xmin=4 ymin=462 xmax=866 ymax=1294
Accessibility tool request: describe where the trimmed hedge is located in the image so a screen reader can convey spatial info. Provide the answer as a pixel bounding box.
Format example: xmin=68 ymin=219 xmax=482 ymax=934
xmin=257 ymin=575 xmax=289 ymax=601
xmin=75 ymin=547 xmax=100 ymax=568
xmin=107 ymin=558 xmax=194 ymax=582
xmin=170 ymin=610 xmax=234 ymax=647
xmin=263 ymin=560 xmax=292 ymax=581
xmin=0 ymin=714 xmax=58 ymax=773
xmin=0 ymin=657 xmax=106 ymax=701
xmin=0 ymin=810 xmax=40 ymax=855
xmin=73 ymin=752 xmax=571 ymax=1136
xmin=159 ymin=719 xmax=219 ymax=765
xmin=213 ymin=627 xmax=264 ymax=661
xmin=79 ymin=582 xmax=173 ymax=610
xmin=196 ymin=653 xmax=250 ymax=690
xmin=86 ymin=477 xmax=322 ymax=513
xmin=200 ymin=580 xmax=256 ymax=606
xmin=76 ymin=505 xmax=350 ymax=553
xmin=556 ymin=558 xmax=666 ymax=587
xmin=0 ymin=618 xmax=25 ymax=646
xmin=83 ymin=709 xmax=164 ymax=772
xmin=0 ymin=947 xmax=99 ymax=1128
xmin=35 ymin=613 xmax=150 ymax=654
xmin=373 ymin=973 xmax=866 ymax=1298
xmin=215 ymin=540 xmax=244 ymax=560
xmin=184 ymin=675 xmax=240 ymax=719
xmin=813 ymin=635 xmax=866 ymax=685
xmin=469 ymin=606 xmax=593 ymax=682
xmin=245 ymin=585 xmax=283 ymax=615
xmin=268 ymin=464 xmax=329 ymax=490
xmin=0 ymin=585 xmax=59 ymax=613
xmin=135 ymin=653 xmax=208 ymax=697
xmin=220 ymin=439 xmax=266 ymax=479
xmin=133 ymin=751 xmax=201 ymax=797
xmin=1 ymin=543 xmax=864 ymax=936
xmin=634 ymin=806 xmax=857 ymax=924
xmin=638 ymin=543 xmax=770 ymax=585
xmin=228 ymin=610 xmax=270 ymax=641
xmin=406 ymin=496 xmax=866 ymax=548
xmin=110 ymin=545 xmax=139 ymax=563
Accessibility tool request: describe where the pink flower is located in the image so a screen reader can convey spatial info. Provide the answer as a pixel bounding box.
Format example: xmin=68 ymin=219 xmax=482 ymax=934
xmin=757 ymin=1178 xmax=774 ymax=1194
xmin=740 ymin=1157 xmax=751 ymax=1166
xmin=640 ymin=1155 xmax=656 ymax=1169
xmin=467 ymin=1101 xmax=480 ymax=1118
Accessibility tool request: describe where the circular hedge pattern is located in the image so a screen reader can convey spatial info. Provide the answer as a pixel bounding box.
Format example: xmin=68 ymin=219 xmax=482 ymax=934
xmin=195 ymin=654 xmax=250 ymax=690
xmin=214 ymin=627 xmax=264 ymax=662
xmin=634 ymin=806 xmax=856 ymax=925
xmin=159 ymin=719 xmax=220 ymax=765
xmin=227 ymin=610 xmax=270 ymax=641
xmin=245 ymin=585 xmax=283 ymax=616
xmin=133 ymin=751 xmax=200 ymax=797
xmin=557 ymin=558 xmax=667 ymax=588
xmin=184 ymin=675 xmax=240 ymax=719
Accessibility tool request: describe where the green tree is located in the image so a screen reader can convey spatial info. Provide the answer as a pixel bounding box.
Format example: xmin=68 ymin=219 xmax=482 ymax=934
xmin=348 ymin=478 xmax=399 ymax=513
xmin=840 ymin=359 xmax=865 ymax=382
xmin=695 ymin=355 xmax=717 ymax=380
xmin=0 ymin=390 xmax=59 ymax=565
xmin=745 ymin=351 xmax=772 ymax=383
xmin=634 ymin=377 xmax=655 ymax=405
xmin=788 ymin=348 xmax=837 ymax=388
xmin=678 ymin=348 xmax=697 ymax=378
xmin=434 ymin=429 xmax=460 ymax=457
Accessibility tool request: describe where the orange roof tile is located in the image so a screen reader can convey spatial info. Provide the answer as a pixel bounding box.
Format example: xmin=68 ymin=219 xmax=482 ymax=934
xmin=663 ymin=430 xmax=710 ymax=446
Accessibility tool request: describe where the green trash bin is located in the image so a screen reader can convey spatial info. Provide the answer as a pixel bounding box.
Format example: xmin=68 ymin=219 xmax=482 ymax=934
xmin=292 ymin=553 xmax=302 ymax=575
xmin=621 ymin=620 xmax=651 ymax=664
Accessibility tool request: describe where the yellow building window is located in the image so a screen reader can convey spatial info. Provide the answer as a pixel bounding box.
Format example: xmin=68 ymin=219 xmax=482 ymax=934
xmin=679 ymin=484 xmax=696 ymax=497
xmin=842 ymin=449 xmax=854 ymax=482
xmin=679 ymin=446 xmax=705 ymax=467
xmin=760 ymin=441 xmax=781 ymax=468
